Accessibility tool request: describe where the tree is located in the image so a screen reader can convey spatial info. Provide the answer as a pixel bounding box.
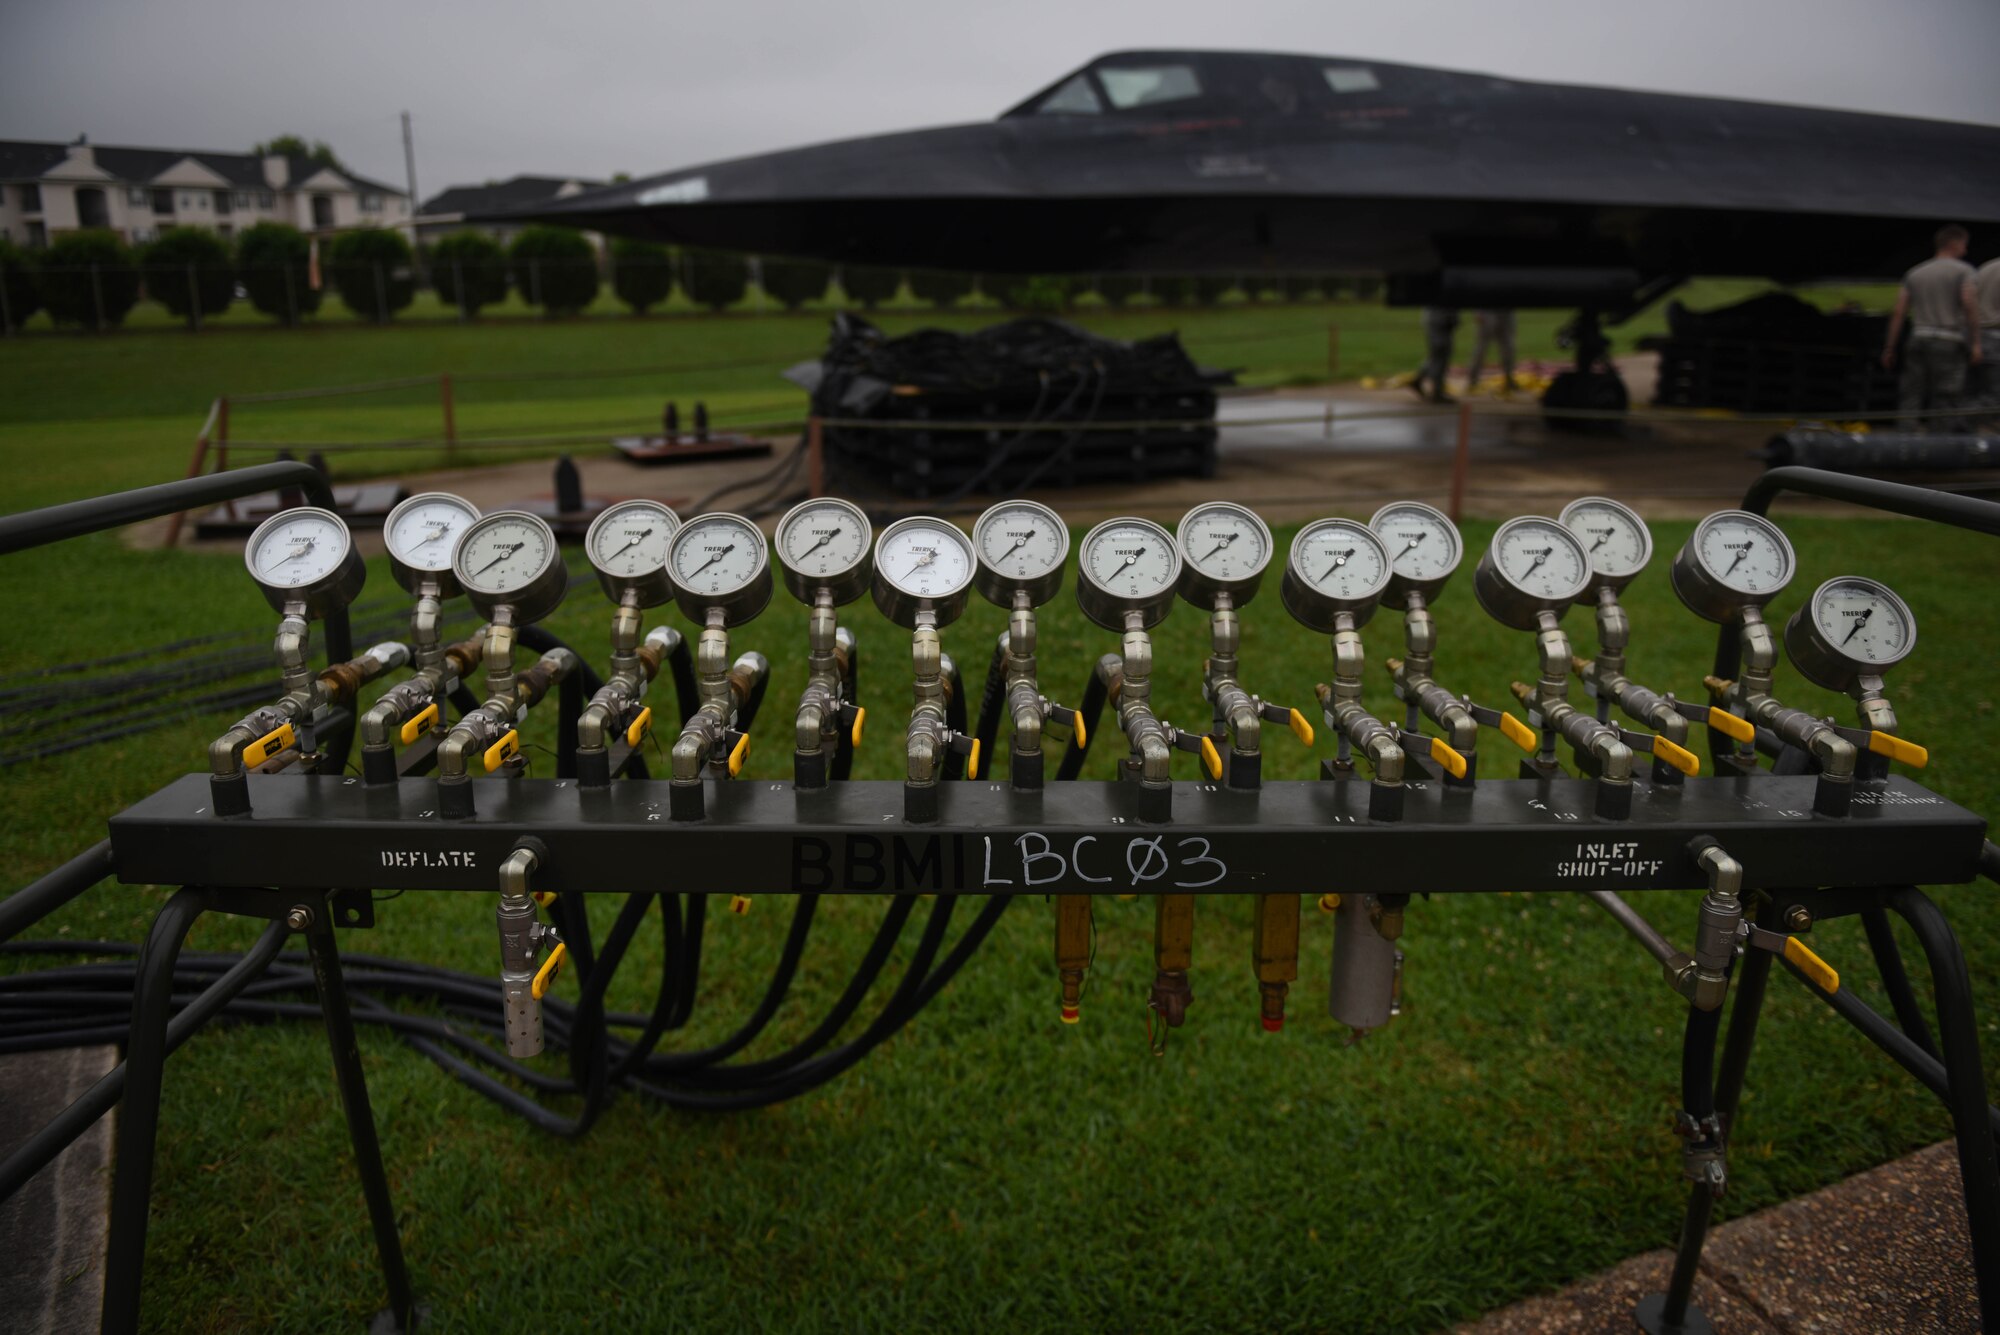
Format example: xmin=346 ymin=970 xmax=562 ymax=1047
xmin=140 ymin=227 xmax=234 ymax=327
xmin=40 ymin=229 xmax=141 ymax=330
xmin=0 ymin=239 xmax=38 ymax=330
xmin=254 ymin=134 xmax=343 ymax=169
xmin=431 ymin=231 xmax=508 ymax=316
xmin=908 ymin=269 xmax=976 ymax=308
xmin=328 ymin=228 xmax=415 ymax=322
xmin=236 ymin=222 xmax=320 ymax=324
xmin=1095 ymin=274 xmax=1147 ymax=306
xmin=1005 ymin=275 xmax=1074 ymax=312
xmin=754 ymin=255 xmax=824 ymax=310
xmin=611 ymin=238 xmax=675 ymax=313
xmin=509 ymin=226 xmax=599 ymax=315
xmin=839 ymin=265 xmax=901 ymax=309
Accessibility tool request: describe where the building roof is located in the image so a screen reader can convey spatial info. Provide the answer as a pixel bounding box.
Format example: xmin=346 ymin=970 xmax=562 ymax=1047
xmin=0 ymin=138 xmax=406 ymax=196
xmin=419 ymin=174 xmax=602 ymax=218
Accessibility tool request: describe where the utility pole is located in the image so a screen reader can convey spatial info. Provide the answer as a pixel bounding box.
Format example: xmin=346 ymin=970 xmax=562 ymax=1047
xmin=400 ymin=110 xmax=421 ymax=258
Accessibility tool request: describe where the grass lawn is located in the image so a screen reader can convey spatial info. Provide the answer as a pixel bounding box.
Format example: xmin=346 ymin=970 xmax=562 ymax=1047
xmin=2 ymin=287 xmax=1989 ymax=1334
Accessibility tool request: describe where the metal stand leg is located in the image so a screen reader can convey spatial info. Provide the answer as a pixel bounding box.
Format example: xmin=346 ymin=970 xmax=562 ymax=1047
xmin=305 ymin=903 xmax=420 ymax=1333
xmin=100 ymin=888 xmax=210 ymax=1335
xmin=1638 ymin=943 xmax=1774 ymax=1335
xmin=1889 ymin=887 xmax=2000 ymax=1323
xmin=1861 ymin=905 xmax=1939 ymax=1058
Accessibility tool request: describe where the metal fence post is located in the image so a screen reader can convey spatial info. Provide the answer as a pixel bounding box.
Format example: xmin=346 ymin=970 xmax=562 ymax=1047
xmin=283 ymin=262 xmax=297 ymax=326
xmin=0 ymin=264 xmax=13 ymax=334
xmin=374 ymin=261 xmax=387 ymax=323
xmin=90 ymin=263 xmax=105 ymax=331
xmin=530 ymin=258 xmax=542 ymax=315
xmin=808 ymin=415 xmax=825 ymax=497
xmin=454 ymin=258 xmax=467 ymax=322
xmin=1327 ymin=324 xmax=1339 ymax=381
xmin=440 ymin=373 xmax=456 ymax=454
xmin=163 ymin=397 xmax=222 ymax=548
xmin=187 ymin=262 xmax=202 ymax=333
xmin=1448 ymin=400 xmax=1472 ymax=522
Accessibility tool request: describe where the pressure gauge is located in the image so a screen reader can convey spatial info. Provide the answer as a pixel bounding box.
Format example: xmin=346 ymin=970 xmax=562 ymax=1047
xmin=245 ymin=506 xmax=366 ymax=618
xmin=1670 ymin=510 xmax=1795 ymax=623
xmin=584 ymin=499 xmax=680 ymax=607
xmin=1279 ymin=517 xmax=1392 ymax=632
xmin=1559 ymin=496 xmax=1652 ymax=595
xmin=1175 ymin=501 xmax=1273 ymax=607
xmin=667 ymin=512 xmax=772 ymax=626
xmin=872 ymin=515 xmax=976 ymax=629
xmin=971 ymin=498 xmax=1068 ymax=609
xmin=1075 ymin=516 xmax=1182 ymax=632
xmin=1472 ymin=516 xmax=1592 ymax=630
xmin=452 ymin=510 xmax=569 ymax=625
xmin=384 ymin=492 xmax=479 ymax=598
xmin=1784 ymin=576 xmax=1917 ymax=690
xmin=1368 ymin=500 xmax=1462 ymax=602
xmin=775 ymin=497 xmax=873 ymax=606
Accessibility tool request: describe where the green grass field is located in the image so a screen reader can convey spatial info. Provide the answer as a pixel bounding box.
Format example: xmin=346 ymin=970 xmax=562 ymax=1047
xmin=4 ymin=289 xmax=1991 ymax=1334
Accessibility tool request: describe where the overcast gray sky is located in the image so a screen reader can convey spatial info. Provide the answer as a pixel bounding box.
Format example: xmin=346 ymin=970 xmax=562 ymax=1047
xmin=7 ymin=0 xmax=1998 ymax=201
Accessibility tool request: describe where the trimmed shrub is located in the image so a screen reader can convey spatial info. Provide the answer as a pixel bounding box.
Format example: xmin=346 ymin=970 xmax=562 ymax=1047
xmin=236 ymin=222 xmax=319 ymax=324
xmin=328 ymin=228 xmax=416 ymax=322
xmin=681 ymin=249 xmax=749 ymax=311
xmin=908 ymin=269 xmax=975 ymax=308
xmin=1349 ymin=275 xmax=1383 ymax=301
xmin=756 ymin=256 xmax=826 ymax=310
xmin=611 ymin=238 xmax=674 ymax=313
xmin=141 ymin=227 xmax=234 ymax=326
xmin=0 ymin=239 xmax=38 ymax=329
xmin=1095 ymin=273 xmax=1147 ymax=306
xmin=509 ymin=226 xmax=599 ymax=315
xmin=1006 ymin=275 xmax=1074 ymax=312
xmin=431 ymin=231 xmax=508 ymax=316
xmin=40 ymin=229 xmax=141 ymax=330
xmin=839 ymin=265 xmax=901 ymax=309
xmin=1282 ymin=274 xmax=1326 ymax=302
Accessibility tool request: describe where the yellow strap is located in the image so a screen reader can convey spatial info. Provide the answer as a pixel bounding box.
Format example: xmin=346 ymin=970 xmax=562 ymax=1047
xmin=398 ymin=703 xmax=439 ymax=746
xmin=1705 ymin=707 xmax=1755 ymax=744
xmin=1869 ymin=731 xmax=1928 ymax=768
xmin=1429 ymin=736 xmax=1469 ymax=780
xmin=1288 ymin=707 xmax=1315 ymax=747
xmin=1497 ymin=711 xmax=1537 ymax=753
xmin=1198 ymin=735 xmax=1223 ymax=781
xmin=1651 ymin=734 xmax=1701 ymax=777
xmin=625 ymin=706 xmax=653 ymax=748
xmin=1783 ymin=936 xmax=1839 ymax=994
xmin=728 ymin=893 xmax=753 ymax=915
xmin=849 ymin=706 xmax=866 ymax=749
xmin=482 ymin=729 xmax=520 ymax=773
xmin=250 ymin=721 xmax=296 ymax=763
xmin=727 ymin=731 xmax=750 ymax=778
xmin=531 ymin=941 xmax=567 ymax=1000
xmin=967 ymin=737 xmax=982 ymax=779
xmin=1070 ymin=709 xmax=1086 ymax=750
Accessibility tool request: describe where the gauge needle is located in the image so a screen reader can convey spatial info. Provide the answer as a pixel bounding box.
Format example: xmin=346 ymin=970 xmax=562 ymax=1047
xmin=1404 ymin=532 xmax=1427 ymax=552
xmin=1198 ymin=535 xmax=1235 ymax=563
xmin=1841 ymin=608 xmax=1871 ymax=645
xmin=1118 ymin=546 xmax=1147 ymax=571
xmin=603 ymin=528 xmax=653 ymax=563
xmin=1723 ymin=544 xmax=1750 ymax=578
xmin=416 ymin=524 xmax=452 ymax=548
xmin=263 ymin=539 xmax=313 ymax=572
xmin=1317 ymin=549 xmax=1353 ymax=583
xmin=902 ymin=548 xmax=937 ymax=578
xmin=1525 ymin=551 xmax=1548 ymax=574
xmin=1000 ymin=530 xmax=1035 ymax=560
xmin=471 ymin=542 xmax=525 ymax=578
xmin=688 ymin=544 xmax=734 ymax=578
xmin=1589 ymin=533 xmax=1608 ymax=552
xmin=798 ymin=528 xmax=839 ymax=559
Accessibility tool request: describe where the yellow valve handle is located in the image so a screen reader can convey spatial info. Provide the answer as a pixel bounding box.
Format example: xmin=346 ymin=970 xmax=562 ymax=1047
xmin=1288 ymin=708 xmax=1315 ymax=747
xmin=250 ymin=721 xmax=296 ymax=763
xmin=398 ymin=703 xmax=439 ymax=746
xmin=626 ymin=706 xmax=653 ymax=748
xmin=727 ymin=732 xmax=751 ymax=778
xmin=532 ymin=891 xmax=558 ymax=908
xmin=1783 ymin=936 xmax=1839 ymax=994
xmin=531 ymin=941 xmax=567 ymax=1000
xmin=967 ymin=738 xmax=982 ymax=779
xmin=482 ymin=729 xmax=520 ymax=773
xmin=1070 ymin=710 xmax=1086 ymax=749
xmin=1497 ymin=711 xmax=1537 ymax=753
xmin=850 ymin=706 xmax=866 ymax=749
xmin=1198 ymin=735 xmax=1223 ymax=781
xmin=1427 ymin=736 xmax=1469 ymax=780
xmin=728 ymin=894 xmax=753 ymax=915
xmin=1651 ymin=735 xmax=1701 ymax=777
xmin=1868 ymin=731 xmax=1928 ymax=768
xmin=1317 ymin=893 xmax=1342 ymax=915
xmin=1705 ymin=707 xmax=1755 ymax=744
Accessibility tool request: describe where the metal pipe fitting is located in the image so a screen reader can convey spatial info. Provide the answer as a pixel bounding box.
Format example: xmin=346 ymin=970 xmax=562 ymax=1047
xmin=1732 ymin=609 xmax=1857 ymax=805
xmin=1329 ymin=892 xmax=1403 ymax=1040
xmin=497 ymin=845 xmax=546 ymax=1058
xmin=1389 ymin=593 xmax=1480 ymax=762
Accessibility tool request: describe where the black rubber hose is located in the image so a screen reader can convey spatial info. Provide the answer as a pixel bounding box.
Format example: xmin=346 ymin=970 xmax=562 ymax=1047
xmin=666 ymin=638 xmax=699 ymax=727
xmin=738 ymin=663 xmax=772 ymax=734
xmin=971 ymin=636 xmax=1008 ymax=783
xmin=644 ymin=894 xmax=820 ymax=1074
xmin=943 ymin=654 xmax=968 ymax=780
xmin=1056 ymin=665 xmax=1111 ymax=781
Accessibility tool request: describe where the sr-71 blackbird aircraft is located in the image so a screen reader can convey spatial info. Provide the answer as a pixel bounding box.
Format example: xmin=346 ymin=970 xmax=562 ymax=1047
xmin=516 ymin=49 xmax=2000 ymax=408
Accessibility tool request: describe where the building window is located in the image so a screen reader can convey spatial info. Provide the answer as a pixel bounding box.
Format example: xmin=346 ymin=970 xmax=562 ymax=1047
xmin=19 ymin=184 xmax=41 ymax=212
xmin=26 ymin=220 xmax=46 ymax=248
xmin=152 ymin=188 xmax=173 ymax=214
xmin=127 ymin=186 xmax=149 ymax=207
xmin=257 ymin=190 xmax=274 ymax=209
xmin=233 ymin=191 xmax=250 ymax=209
xmin=359 ymin=192 xmax=383 ymax=213
xmin=213 ymin=190 xmax=232 ymax=214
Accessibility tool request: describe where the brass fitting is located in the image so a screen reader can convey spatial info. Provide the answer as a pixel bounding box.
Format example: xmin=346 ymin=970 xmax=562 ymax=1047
xmin=1150 ymin=893 xmax=1195 ymax=1029
xmin=1251 ymin=893 xmax=1301 ymax=1032
xmin=1055 ymin=893 xmax=1092 ymax=1024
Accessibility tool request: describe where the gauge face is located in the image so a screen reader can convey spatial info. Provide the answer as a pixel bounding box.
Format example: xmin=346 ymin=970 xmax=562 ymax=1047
xmin=1369 ymin=501 xmax=1461 ymax=586
xmin=669 ymin=513 xmax=768 ymax=600
xmin=454 ymin=511 xmax=559 ymax=599
xmin=1177 ymin=502 xmax=1272 ymax=587
xmin=1288 ymin=518 xmax=1391 ymax=606
xmin=777 ymin=498 xmax=871 ymax=586
xmin=874 ymin=518 xmax=975 ymax=601
xmin=247 ymin=508 xmax=352 ymax=591
xmin=1560 ymin=497 xmax=1651 ymax=583
xmin=1488 ymin=517 xmax=1591 ymax=604
xmin=1691 ymin=511 xmax=1792 ymax=599
xmin=1809 ymin=577 xmax=1915 ymax=667
xmin=586 ymin=500 xmax=678 ymax=582
xmin=1081 ymin=518 xmax=1180 ymax=600
xmin=974 ymin=501 xmax=1067 ymax=584
xmin=384 ymin=493 xmax=478 ymax=574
